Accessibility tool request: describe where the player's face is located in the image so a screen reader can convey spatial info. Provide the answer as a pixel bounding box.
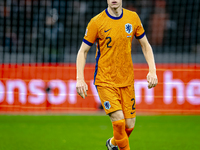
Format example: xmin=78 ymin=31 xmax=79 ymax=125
xmin=107 ymin=0 xmax=122 ymax=9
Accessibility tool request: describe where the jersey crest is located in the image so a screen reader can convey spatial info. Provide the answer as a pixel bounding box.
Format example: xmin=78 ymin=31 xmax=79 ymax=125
xmin=125 ymin=23 xmax=133 ymax=34
xmin=104 ymin=101 xmax=111 ymax=110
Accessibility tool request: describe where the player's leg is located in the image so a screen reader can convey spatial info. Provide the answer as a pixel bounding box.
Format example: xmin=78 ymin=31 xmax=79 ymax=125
xmin=109 ymin=115 xmax=135 ymax=145
xmin=106 ymin=85 xmax=136 ymax=149
xmin=109 ymin=110 xmax=130 ymax=150
xmin=122 ymin=84 xmax=136 ymax=138
xmin=96 ymin=86 xmax=130 ymax=150
xmin=109 ymin=110 xmax=136 ymax=147
xmin=109 ymin=117 xmax=135 ymax=148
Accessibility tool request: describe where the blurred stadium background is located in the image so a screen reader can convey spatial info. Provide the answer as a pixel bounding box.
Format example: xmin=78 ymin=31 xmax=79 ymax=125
xmin=0 ymin=1 xmax=200 ymax=150
xmin=0 ymin=0 xmax=199 ymax=114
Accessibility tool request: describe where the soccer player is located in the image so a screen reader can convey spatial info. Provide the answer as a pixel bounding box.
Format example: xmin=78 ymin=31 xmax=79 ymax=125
xmin=76 ymin=0 xmax=158 ymax=150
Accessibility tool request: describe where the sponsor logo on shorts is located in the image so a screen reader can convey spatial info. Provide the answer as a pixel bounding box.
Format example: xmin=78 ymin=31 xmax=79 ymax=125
xmin=104 ymin=101 xmax=111 ymax=110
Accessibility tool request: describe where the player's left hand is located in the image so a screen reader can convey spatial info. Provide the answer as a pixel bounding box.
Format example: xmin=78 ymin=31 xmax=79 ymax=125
xmin=147 ymin=72 xmax=158 ymax=89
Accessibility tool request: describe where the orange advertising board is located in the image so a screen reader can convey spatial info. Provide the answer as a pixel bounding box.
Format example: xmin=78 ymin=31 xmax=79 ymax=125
xmin=0 ymin=63 xmax=200 ymax=114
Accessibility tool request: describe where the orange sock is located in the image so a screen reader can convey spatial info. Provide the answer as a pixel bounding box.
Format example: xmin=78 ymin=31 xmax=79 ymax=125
xmin=112 ymin=119 xmax=130 ymax=150
xmin=125 ymin=127 xmax=134 ymax=137
xmin=110 ymin=127 xmax=134 ymax=146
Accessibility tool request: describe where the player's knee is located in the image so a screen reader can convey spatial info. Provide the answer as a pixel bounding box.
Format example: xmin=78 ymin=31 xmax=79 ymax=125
xmin=109 ymin=110 xmax=124 ymax=122
xmin=125 ymin=118 xmax=136 ymax=129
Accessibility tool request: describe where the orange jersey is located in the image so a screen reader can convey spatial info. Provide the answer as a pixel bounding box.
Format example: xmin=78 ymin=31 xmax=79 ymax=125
xmin=83 ymin=8 xmax=145 ymax=87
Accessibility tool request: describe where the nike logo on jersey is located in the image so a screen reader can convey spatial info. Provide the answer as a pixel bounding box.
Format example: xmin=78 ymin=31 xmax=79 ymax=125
xmin=131 ymin=112 xmax=135 ymax=114
xmin=104 ymin=28 xmax=111 ymax=33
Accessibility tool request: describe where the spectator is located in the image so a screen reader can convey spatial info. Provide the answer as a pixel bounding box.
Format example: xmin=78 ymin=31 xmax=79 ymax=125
xmin=149 ymin=0 xmax=168 ymax=46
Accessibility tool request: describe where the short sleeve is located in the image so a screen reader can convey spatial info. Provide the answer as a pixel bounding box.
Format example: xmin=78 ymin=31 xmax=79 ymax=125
xmin=135 ymin=13 xmax=145 ymax=39
xmin=83 ymin=18 xmax=98 ymax=46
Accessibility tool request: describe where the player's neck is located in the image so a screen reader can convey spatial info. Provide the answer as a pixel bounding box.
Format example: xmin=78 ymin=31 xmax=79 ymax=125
xmin=107 ymin=7 xmax=122 ymax=17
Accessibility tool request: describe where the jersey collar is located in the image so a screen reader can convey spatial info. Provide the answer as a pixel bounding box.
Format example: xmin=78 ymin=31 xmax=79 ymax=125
xmin=105 ymin=8 xmax=123 ymax=20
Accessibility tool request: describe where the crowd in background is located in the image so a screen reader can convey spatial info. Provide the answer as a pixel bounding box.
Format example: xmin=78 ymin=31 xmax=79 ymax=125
xmin=0 ymin=0 xmax=199 ymax=63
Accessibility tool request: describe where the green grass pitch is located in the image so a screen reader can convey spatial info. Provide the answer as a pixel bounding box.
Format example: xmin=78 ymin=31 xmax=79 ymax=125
xmin=0 ymin=115 xmax=199 ymax=150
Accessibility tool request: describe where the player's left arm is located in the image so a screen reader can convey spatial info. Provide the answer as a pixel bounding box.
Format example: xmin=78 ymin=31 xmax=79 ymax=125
xmin=138 ymin=35 xmax=158 ymax=89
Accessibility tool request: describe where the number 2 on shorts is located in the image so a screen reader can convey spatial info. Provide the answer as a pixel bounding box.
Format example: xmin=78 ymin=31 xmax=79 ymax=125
xmin=131 ymin=98 xmax=135 ymax=110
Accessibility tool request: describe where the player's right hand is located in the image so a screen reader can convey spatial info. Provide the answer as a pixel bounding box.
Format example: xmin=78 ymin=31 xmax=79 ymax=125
xmin=76 ymin=79 xmax=88 ymax=99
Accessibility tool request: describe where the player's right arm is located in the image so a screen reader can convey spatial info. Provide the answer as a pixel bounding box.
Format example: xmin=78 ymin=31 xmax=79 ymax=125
xmin=76 ymin=17 xmax=98 ymax=98
xmin=76 ymin=42 xmax=91 ymax=99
